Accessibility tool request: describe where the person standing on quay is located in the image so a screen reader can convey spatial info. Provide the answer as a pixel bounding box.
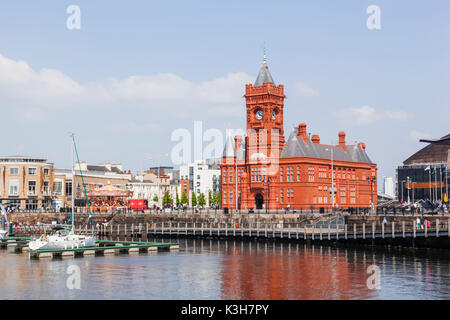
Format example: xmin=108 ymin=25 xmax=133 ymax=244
xmin=420 ymin=216 xmax=425 ymax=230
xmin=416 ymin=217 xmax=421 ymax=229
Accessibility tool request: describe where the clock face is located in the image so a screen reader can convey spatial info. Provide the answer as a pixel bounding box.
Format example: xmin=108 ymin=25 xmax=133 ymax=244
xmin=272 ymin=110 xmax=276 ymax=120
xmin=255 ymin=110 xmax=263 ymax=120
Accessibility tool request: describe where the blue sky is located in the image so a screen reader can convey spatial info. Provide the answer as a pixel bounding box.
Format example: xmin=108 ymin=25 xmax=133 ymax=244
xmin=0 ymin=1 xmax=449 ymax=189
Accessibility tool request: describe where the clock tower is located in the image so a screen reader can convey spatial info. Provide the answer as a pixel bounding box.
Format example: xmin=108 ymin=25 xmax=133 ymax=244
xmin=244 ymin=56 xmax=285 ymax=162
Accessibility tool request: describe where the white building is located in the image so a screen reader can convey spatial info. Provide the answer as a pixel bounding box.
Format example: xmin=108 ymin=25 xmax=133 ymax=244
xmin=179 ymin=159 xmax=221 ymax=206
xmin=383 ymin=176 xmax=395 ymax=198
xmin=128 ymin=168 xmax=180 ymax=207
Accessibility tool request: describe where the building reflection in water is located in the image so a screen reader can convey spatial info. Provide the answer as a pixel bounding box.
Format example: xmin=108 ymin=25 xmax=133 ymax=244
xmin=215 ymin=241 xmax=377 ymax=300
xmin=1 ymin=238 xmax=450 ymax=300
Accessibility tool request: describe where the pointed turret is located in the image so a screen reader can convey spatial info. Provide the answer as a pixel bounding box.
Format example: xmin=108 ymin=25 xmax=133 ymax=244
xmin=254 ymin=54 xmax=275 ymax=86
xmin=222 ymin=135 xmax=236 ymax=158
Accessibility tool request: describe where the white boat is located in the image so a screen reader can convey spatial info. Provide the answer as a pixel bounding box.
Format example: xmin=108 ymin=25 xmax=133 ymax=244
xmin=28 ymin=134 xmax=96 ymax=251
xmin=0 ymin=204 xmax=8 ymax=239
xmin=0 ymin=229 xmax=7 ymax=240
xmin=29 ymin=226 xmax=95 ymax=250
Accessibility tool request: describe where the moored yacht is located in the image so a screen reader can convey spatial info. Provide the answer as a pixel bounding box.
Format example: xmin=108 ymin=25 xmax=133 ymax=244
xmin=28 ymin=226 xmax=95 ymax=250
xmin=28 ymin=134 xmax=96 ymax=251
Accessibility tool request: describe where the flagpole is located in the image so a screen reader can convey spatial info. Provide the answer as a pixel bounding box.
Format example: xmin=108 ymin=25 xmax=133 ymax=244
xmin=428 ymin=164 xmax=432 ymax=201
xmin=440 ymin=166 xmax=443 ymax=202
xmin=446 ymin=165 xmax=448 ymax=204
xmin=434 ymin=165 xmax=437 ymax=202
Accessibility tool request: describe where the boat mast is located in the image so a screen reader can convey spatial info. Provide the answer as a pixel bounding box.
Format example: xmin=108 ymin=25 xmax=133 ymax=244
xmin=71 ymin=133 xmax=75 ymax=232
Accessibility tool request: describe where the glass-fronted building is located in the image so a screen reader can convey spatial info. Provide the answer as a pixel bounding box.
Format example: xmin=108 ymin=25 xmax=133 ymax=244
xmin=396 ymin=134 xmax=449 ymax=203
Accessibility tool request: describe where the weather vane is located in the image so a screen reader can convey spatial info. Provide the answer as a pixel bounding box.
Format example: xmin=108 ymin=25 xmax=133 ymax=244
xmin=262 ymin=43 xmax=266 ymax=63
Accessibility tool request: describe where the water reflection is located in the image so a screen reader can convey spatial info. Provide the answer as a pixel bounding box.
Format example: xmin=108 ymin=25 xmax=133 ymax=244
xmin=0 ymin=238 xmax=450 ymax=300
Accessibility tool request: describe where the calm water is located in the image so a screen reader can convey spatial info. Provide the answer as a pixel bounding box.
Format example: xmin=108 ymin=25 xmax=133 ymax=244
xmin=1 ymin=238 xmax=450 ymax=300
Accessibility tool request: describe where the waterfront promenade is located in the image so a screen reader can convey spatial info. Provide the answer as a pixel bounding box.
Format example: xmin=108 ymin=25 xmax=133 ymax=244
xmin=11 ymin=213 xmax=450 ymax=249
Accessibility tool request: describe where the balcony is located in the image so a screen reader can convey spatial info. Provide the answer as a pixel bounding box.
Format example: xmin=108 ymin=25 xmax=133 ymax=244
xmin=27 ymin=191 xmax=37 ymax=196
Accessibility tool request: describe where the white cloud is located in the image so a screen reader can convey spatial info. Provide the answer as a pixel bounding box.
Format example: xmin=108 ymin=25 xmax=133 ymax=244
xmin=294 ymin=81 xmax=319 ymax=97
xmin=408 ymin=130 xmax=434 ymax=142
xmin=115 ymin=122 xmax=160 ymax=134
xmin=385 ymin=110 xmax=412 ymax=121
xmin=334 ymin=105 xmax=412 ymax=125
xmin=334 ymin=105 xmax=382 ymax=125
xmin=0 ymin=53 xmax=253 ymax=119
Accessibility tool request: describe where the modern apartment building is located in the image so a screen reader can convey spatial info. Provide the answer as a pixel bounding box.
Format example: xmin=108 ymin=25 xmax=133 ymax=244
xmin=0 ymin=156 xmax=54 ymax=210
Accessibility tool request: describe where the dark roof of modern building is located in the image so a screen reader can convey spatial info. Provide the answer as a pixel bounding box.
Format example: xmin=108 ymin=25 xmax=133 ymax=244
xmin=404 ymin=134 xmax=450 ymax=165
xmin=86 ymin=165 xmax=108 ymax=172
xmin=86 ymin=165 xmax=124 ymax=174
xmin=419 ymin=134 xmax=450 ymax=145
xmin=254 ymin=60 xmax=275 ymax=86
xmin=281 ymin=128 xmax=372 ymax=163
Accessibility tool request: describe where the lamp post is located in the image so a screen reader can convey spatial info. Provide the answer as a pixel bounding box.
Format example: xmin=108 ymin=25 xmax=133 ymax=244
xmin=401 ymin=180 xmax=405 ymax=204
xmin=262 ymin=176 xmax=270 ymax=214
xmin=235 ymin=160 xmax=238 ymax=212
xmin=367 ymin=177 xmax=377 ymax=207
xmin=407 ymin=176 xmax=411 ymax=204
xmin=325 ymin=145 xmax=336 ymax=211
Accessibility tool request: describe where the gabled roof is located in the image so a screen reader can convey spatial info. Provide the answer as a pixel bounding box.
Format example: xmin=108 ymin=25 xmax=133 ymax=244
xmin=404 ymin=134 xmax=450 ymax=165
xmin=281 ymin=128 xmax=373 ymax=163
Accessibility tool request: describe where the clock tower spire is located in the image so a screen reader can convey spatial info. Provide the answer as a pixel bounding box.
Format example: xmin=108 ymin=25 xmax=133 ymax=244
xmin=244 ymin=54 xmax=285 ymax=162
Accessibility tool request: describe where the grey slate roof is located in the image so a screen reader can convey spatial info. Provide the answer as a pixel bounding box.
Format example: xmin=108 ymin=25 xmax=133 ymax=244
xmin=280 ymin=128 xmax=372 ymax=163
xmin=254 ymin=62 xmax=275 ymax=86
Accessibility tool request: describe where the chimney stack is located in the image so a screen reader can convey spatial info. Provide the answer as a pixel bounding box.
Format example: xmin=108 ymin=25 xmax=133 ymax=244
xmin=297 ymin=123 xmax=309 ymax=143
xmin=357 ymin=142 xmax=366 ymax=151
xmin=311 ymin=134 xmax=320 ymax=144
xmin=338 ymin=131 xmax=346 ymax=149
xmin=297 ymin=123 xmax=307 ymax=138
xmin=234 ymin=136 xmax=243 ymax=153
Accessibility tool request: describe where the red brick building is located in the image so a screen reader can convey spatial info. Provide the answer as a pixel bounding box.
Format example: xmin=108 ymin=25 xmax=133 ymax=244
xmin=221 ymin=57 xmax=377 ymax=210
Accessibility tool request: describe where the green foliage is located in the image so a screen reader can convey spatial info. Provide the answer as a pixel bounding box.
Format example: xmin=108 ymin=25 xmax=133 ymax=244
xmin=191 ymin=191 xmax=197 ymax=207
xmin=176 ymin=192 xmax=180 ymax=206
xmin=181 ymin=191 xmax=189 ymax=205
xmin=198 ymin=193 xmax=206 ymax=206
xmin=152 ymin=195 xmax=158 ymax=202
xmin=212 ymin=192 xmax=221 ymax=207
xmin=162 ymin=191 xmax=173 ymax=206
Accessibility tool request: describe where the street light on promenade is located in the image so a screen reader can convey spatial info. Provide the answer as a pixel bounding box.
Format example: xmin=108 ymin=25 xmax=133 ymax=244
xmin=325 ymin=144 xmax=336 ymax=212
xmin=401 ymin=180 xmax=406 ymax=204
xmin=407 ymin=176 xmax=411 ymax=204
xmin=367 ymin=177 xmax=377 ymax=207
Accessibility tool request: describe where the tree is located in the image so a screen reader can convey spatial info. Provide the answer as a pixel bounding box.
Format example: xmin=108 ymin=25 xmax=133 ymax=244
xmin=213 ymin=192 xmax=221 ymax=208
xmin=162 ymin=191 xmax=173 ymax=206
xmin=176 ymin=192 xmax=180 ymax=206
xmin=181 ymin=191 xmax=188 ymax=205
xmin=191 ymin=191 xmax=197 ymax=207
xmin=152 ymin=194 xmax=158 ymax=203
xmin=198 ymin=193 xmax=206 ymax=207
xmin=208 ymin=190 xmax=212 ymax=206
